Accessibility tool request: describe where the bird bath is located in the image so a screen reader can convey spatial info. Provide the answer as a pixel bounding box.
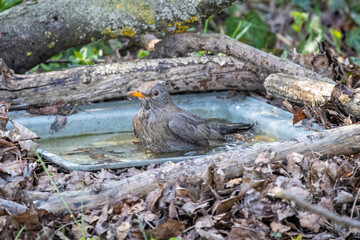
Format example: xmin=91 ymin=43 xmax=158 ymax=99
xmin=8 ymin=92 xmax=321 ymax=171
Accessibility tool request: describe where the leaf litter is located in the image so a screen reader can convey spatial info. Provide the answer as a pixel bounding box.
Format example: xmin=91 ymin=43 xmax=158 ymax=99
xmin=3 ymin=34 xmax=360 ymax=240
xmin=4 ymin=147 xmax=360 ymax=239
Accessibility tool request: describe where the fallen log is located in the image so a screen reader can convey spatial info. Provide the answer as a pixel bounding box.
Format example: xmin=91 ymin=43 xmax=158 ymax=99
xmin=264 ymin=73 xmax=360 ymax=118
xmin=0 ymin=56 xmax=264 ymax=108
xmin=150 ymin=33 xmax=332 ymax=83
xmin=25 ymin=124 xmax=360 ymax=214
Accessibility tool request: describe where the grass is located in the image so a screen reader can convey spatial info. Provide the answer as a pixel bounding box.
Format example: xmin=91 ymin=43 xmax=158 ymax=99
xmin=14 ymin=225 xmax=25 ymax=240
xmin=137 ymin=215 xmax=148 ymax=240
xmin=31 ymin=144 xmax=86 ymax=238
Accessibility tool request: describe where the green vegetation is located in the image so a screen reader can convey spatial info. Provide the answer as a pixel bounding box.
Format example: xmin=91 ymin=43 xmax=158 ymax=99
xmin=0 ymin=0 xmax=21 ymax=12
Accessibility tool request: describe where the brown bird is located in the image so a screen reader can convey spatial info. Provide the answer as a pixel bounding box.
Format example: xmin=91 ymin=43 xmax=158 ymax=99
xmin=128 ymin=81 xmax=253 ymax=153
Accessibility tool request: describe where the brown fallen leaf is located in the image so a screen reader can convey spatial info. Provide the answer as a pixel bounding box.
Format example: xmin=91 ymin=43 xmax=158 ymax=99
xmin=0 ymin=138 xmax=23 ymax=171
xmin=11 ymin=207 xmax=42 ymax=231
xmin=145 ymin=184 xmax=164 ymax=211
xmin=212 ymin=196 xmax=237 ymax=215
xmin=228 ymin=222 xmax=267 ymax=240
xmin=27 ymin=101 xmax=66 ymax=115
xmin=146 ymin=219 xmax=186 ymax=240
xmin=283 ymin=100 xmax=307 ymax=125
xmin=293 ymin=107 xmax=306 ymax=125
xmin=168 ymin=200 xmax=177 ymax=219
xmin=225 ymin=178 xmax=242 ymax=188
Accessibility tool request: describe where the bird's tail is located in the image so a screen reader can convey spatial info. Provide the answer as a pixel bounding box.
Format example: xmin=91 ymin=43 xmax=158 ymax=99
xmin=212 ymin=123 xmax=253 ymax=135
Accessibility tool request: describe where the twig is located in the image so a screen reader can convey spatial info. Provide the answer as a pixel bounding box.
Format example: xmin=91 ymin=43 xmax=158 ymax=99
xmin=273 ymin=187 xmax=360 ymax=228
xmin=0 ymin=199 xmax=28 ymax=214
xmin=351 ymin=188 xmax=360 ymax=219
xmin=276 ymin=33 xmax=293 ymax=46
xmin=46 ymin=59 xmax=105 ymax=64
xmin=183 ymin=225 xmax=195 ymax=233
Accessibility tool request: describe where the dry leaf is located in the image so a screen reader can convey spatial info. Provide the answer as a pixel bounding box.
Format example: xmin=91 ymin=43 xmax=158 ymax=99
xmin=116 ymin=221 xmax=131 ymax=240
xmin=145 ymin=184 xmax=164 ymax=211
xmin=298 ymin=211 xmax=322 ymax=232
xmin=195 ymin=215 xmax=215 ymax=229
xmin=334 ymin=190 xmax=353 ymax=204
xmin=146 ymin=219 xmax=186 ymax=240
xmin=94 ymin=205 xmax=108 ymax=236
xmin=182 ymin=201 xmax=209 ymax=215
xmin=9 ymin=122 xmax=39 ymax=142
xmin=270 ymin=222 xmax=291 ymax=233
xmin=197 ymin=228 xmax=224 ymax=240
xmin=12 ymin=207 xmax=41 ymax=231
xmin=28 ymin=101 xmax=66 ymax=115
xmin=225 ymin=178 xmax=242 ymax=188
xmin=293 ymin=107 xmax=306 ymax=125
xmin=212 ymin=196 xmax=237 ymax=215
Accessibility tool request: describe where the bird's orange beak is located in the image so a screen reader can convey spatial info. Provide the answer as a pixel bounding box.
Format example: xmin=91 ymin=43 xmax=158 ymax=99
xmin=128 ymin=90 xmax=145 ymax=98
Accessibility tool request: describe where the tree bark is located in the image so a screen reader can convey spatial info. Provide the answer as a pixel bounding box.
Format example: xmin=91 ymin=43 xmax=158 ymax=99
xmin=0 ymin=56 xmax=264 ymax=108
xmin=25 ymin=124 xmax=360 ymax=214
xmin=264 ymin=73 xmax=360 ymax=118
xmin=0 ymin=199 xmax=28 ymax=214
xmin=0 ymin=0 xmax=235 ymax=73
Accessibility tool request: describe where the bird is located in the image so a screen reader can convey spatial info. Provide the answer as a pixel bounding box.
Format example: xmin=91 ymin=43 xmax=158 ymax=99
xmin=128 ymin=81 xmax=253 ymax=153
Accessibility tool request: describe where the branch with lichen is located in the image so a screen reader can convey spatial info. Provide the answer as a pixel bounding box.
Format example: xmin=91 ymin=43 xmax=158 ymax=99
xmin=0 ymin=0 xmax=236 ymax=73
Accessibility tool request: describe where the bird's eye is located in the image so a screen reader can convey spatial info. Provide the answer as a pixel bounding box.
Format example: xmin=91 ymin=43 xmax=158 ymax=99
xmin=153 ymin=90 xmax=160 ymax=97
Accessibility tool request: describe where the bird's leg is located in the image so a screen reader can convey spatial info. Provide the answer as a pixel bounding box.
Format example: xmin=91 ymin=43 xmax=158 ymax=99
xmin=224 ymin=133 xmax=246 ymax=142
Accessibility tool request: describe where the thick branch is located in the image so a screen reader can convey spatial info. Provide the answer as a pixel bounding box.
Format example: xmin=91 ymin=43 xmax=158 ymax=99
xmin=0 ymin=0 xmax=235 ymax=73
xmin=150 ymin=33 xmax=332 ymax=83
xmin=0 ymin=56 xmax=264 ymax=108
xmin=26 ymin=124 xmax=360 ymax=214
xmin=264 ymin=73 xmax=360 ymax=118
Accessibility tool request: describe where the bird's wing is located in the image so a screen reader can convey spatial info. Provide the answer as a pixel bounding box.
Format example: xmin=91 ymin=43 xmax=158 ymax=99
xmin=168 ymin=112 xmax=212 ymax=146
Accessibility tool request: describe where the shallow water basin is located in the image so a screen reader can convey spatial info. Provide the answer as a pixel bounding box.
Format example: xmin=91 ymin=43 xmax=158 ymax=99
xmin=8 ymin=92 xmax=320 ymax=171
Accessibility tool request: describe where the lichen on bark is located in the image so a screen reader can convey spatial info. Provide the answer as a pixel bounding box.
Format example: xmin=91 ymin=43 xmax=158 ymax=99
xmin=0 ymin=0 xmax=236 ymax=73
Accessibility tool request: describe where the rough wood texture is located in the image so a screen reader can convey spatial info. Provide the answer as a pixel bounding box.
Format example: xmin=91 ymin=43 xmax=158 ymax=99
xmin=0 ymin=56 xmax=264 ymax=108
xmin=0 ymin=199 xmax=28 ymax=214
xmin=0 ymin=0 xmax=235 ymax=73
xmin=26 ymin=124 xmax=360 ymax=214
xmin=150 ymin=33 xmax=333 ymax=83
xmin=264 ymin=73 xmax=360 ymax=118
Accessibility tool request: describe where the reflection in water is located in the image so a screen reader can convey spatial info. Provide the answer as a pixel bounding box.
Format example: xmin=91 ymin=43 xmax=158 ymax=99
xmin=38 ymin=128 xmax=277 ymax=165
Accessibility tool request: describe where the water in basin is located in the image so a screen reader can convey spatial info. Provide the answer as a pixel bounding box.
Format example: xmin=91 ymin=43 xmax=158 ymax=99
xmin=38 ymin=125 xmax=276 ymax=165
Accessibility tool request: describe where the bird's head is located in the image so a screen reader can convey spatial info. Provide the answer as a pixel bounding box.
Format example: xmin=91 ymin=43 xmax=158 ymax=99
xmin=128 ymin=81 xmax=174 ymax=110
